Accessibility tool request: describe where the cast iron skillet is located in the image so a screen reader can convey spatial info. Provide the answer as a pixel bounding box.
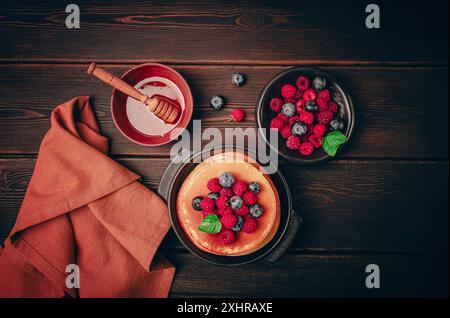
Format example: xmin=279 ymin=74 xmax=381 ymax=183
xmin=257 ymin=66 xmax=355 ymax=165
xmin=158 ymin=146 xmax=301 ymax=266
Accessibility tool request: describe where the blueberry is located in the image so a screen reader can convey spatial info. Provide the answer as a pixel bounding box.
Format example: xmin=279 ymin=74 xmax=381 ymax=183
xmin=330 ymin=119 xmax=344 ymax=131
xmin=192 ymin=196 xmax=203 ymax=211
xmin=209 ymin=95 xmax=225 ymax=110
xmin=248 ymin=182 xmax=261 ymax=193
xmin=249 ymin=204 xmax=264 ymax=218
xmin=305 ymin=101 xmax=318 ymax=113
xmin=281 ymin=103 xmax=296 ymax=117
xmin=219 ymin=172 xmax=235 ymax=188
xmin=229 ymin=195 xmax=243 ymax=210
xmin=231 ymin=215 xmax=243 ymax=232
xmin=232 ymin=73 xmax=246 ymax=86
xmin=312 ymin=76 xmax=327 ymax=90
xmin=291 ymin=122 xmax=307 ymax=136
xmin=207 ymin=192 xmax=219 ymax=200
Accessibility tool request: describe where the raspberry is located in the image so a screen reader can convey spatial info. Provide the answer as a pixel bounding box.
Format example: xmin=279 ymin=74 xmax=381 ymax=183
xmin=309 ymin=134 xmax=323 ymax=148
xmin=234 ymin=204 xmax=249 ymax=216
xmin=288 ymin=116 xmax=300 ymax=125
xmin=232 ymin=180 xmax=248 ymax=196
xmin=313 ymin=124 xmax=327 ymax=137
xmin=295 ymin=99 xmax=306 ymax=113
xmin=200 ymin=197 xmax=215 ymax=212
xmin=221 ymin=214 xmax=237 ymax=229
xmin=328 ymin=101 xmax=339 ymax=113
xmin=284 ymin=97 xmax=296 ymax=104
xmin=216 ymin=195 xmax=229 ymax=209
xmin=303 ymin=89 xmax=317 ymax=102
xmin=202 ymin=209 xmax=217 ymax=219
xmin=276 ymin=112 xmax=289 ymax=123
xmin=242 ymin=217 xmax=257 ymax=233
xmin=219 ymin=187 xmax=233 ymax=197
xmin=207 ymin=178 xmax=222 ymax=192
xmin=317 ymin=110 xmax=333 ymax=125
xmin=317 ymin=89 xmax=331 ymax=101
xmin=294 ymin=89 xmax=303 ymax=100
xmin=299 ymin=142 xmax=314 ymax=156
xmin=280 ymin=124 xmax=293 ymax=139
xmin=269 ymin=97 xmax=283 ymax=112
xmin=242 ymin=191 xmax=258 ymax=205
xmin=286 ymin=135 xmax=301 ymax=150
xmin=299 ymin=111 xmax=314 ymax=125
xmin=218 ymin=229 xmax=235 ymax=244
xmin=230 ymin=108 xmax=245 ymax=122
xmin=296 ymin=76 xmax=310 ymax=90
xmin=270 ymin=117 xmax=285 ymax=131
xmin=217 ymin=206 xmax=233 ymax=216
xmin=281 ymin=84 xmax=297 ymax=99
xmin=316 ymin=98 xmax=328 ymax=112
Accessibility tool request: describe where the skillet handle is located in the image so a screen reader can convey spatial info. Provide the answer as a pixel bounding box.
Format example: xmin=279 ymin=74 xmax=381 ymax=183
xmin=158 ymin=160 xmax=184 ymax=201
xmin=264 ymin=211 xmax=302 ymax=263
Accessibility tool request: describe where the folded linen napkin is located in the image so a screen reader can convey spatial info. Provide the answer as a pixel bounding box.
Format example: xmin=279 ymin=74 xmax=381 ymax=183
xmin=0 ymin=96 xmax=174 ymax=297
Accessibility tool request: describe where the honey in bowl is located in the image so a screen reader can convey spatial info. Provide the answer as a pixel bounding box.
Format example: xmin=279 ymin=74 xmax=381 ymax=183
xmin=176 ymin=152 xmax=280 ymax=256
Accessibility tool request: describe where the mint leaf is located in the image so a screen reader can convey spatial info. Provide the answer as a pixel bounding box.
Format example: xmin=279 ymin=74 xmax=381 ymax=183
xmin=198 ymin=214 xmax=222 ymax=234
xmin=323 ymin=131 xmax=348 ymax=157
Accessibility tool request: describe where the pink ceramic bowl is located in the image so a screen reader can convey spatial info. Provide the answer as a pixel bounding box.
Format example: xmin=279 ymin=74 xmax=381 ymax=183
xmin=111 ymin=63 xmax=193 ymax=146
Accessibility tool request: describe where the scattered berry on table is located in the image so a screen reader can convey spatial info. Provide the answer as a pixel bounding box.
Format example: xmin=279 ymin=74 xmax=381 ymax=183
xmin=281 ymin=84 xmax=297 ymax=99
xmin=299 ymin=110 xmax=314 ymax=125
xmin=234 ymin=204 xmax=249 ymax=216
xmin=219 ymin=187 xmax=233 ymax=197
xmin=231 ymin=215 xmax=244 ymax=232
xmin=296 ymin=76 xmax=310 ymax=90
xmin=200 ymin=197 xmax=215 ymax=212
xmin=309 ymin=134 xmax=323 ymax=148
xmin=249 ymin=204 xmax=264 ymax=218
xmin=330 ymin=119 xmax=344 ymax=131
xmin=248 ymin=182 xmax=261 ymax=193
xmin=209 ymin=95 xmax=225 ymax=110
xmin=207 ymin=192 xmax=220 ymax=200
xmin=232 ymin=180 xmax=248 ymax=196
xmin=216 ymin=195 xmax=229 ymax=209
xmin=299 ymin=141 xmax=314 ymax=156
xmin=303 ymin=88 xmax=317 ymax=102
xmin=312 ymin=76 xmax=327 ymax=90
xmin=270 ymin=117 xmax=285 ymax=131
xmin=291 ymin=122 xmax=308 ymax=136
xmin=229 ymin=195 xmax=243 ymax=210
xmin=219 ymin=172 xmax=235 ymax=188
xmin=328 ymin=101 xmax=339 ymax=113
xmin=221 ymin=213 xmax=237 ymax=229
xmin=317 ymin=89 xmax=331 ymax=101
xmin=313 ymin=124 xmax=327 ymax=137
xmin=207 ymin=177 xmax=222 ymax=192
xmin=218 ymin=229 xmax=235 ymax=244
xmin=281 ymin=103 xmax=296 ymax=117
xmin=269 ymin=97 xmax=283 ymax=112
xmin=232 ymin=73 xmax=246 ymax=86
xmin=317 ymin=110 xmax=333 ymax=125
xmin=192 ymin=196 xmax=203 ymax=211
xmin=230 ymin=108 xmax=245 ymax=122
xmin=286 ymin=135 xmax=301 ymax=150
xmin=242 ymin=217 xmax=258 ymax=233
xmin=305 ymin=101 xmax=318 ymax=113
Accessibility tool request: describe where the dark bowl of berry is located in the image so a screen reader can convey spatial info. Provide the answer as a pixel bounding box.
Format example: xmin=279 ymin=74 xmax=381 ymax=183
xmin=256 ymin=67 xmax=355 ymax=164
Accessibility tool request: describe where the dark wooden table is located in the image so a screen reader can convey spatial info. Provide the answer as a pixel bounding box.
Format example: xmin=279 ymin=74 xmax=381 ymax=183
xmin=0 ymin=0 xmax=448 ymax=297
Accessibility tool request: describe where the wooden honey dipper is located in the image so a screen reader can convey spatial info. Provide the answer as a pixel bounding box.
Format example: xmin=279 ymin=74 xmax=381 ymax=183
xmin=87 ymin=62 xmax=180 ymax=124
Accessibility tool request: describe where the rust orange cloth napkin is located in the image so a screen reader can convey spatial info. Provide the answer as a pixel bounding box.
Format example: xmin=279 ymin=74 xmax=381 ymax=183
xmin=0 ymin=96 xmax=175 ymax=297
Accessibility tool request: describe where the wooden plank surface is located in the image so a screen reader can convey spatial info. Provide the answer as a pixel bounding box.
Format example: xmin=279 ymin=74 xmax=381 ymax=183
xmin=0 ymin=0 xmax=448 ymax=64
xmin=168 ymin=253 xmax=448 ymax=297
xmin=0 ymin=65 xmax=448 ymax=158
xmin=1 ymin=158 xmax=447 ymax=254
